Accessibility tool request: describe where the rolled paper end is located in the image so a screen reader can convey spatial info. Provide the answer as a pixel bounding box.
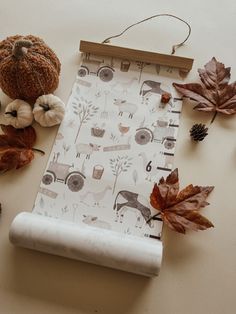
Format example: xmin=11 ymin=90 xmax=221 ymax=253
xmin=9 ymin=212 xmax=163 ymax=277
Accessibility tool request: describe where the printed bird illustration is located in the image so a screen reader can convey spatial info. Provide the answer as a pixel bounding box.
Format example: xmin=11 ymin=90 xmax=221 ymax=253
xmin=118 ymin=123 xmax=130 ymax=136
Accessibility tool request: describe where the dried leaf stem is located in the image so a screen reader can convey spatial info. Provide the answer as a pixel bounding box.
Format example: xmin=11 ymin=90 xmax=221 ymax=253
xmin=32 ymin=148 xmax=45 ymax=155
xmin=146 ymin=212 xmax=161 ymax=224
xmin=210 ymin=111 xmax=218 ymax=124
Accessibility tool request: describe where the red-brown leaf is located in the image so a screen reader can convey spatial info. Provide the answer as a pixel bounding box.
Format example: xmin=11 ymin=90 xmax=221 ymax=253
xmin=0 ymin=125 xmax=36 ymax=148
xmin=150 ymin=183 xmax=164 ymax=211
xmin=150 ymin=169 xmax=179 ymax=210
xmin=173 ymin=57 xmax=236 ymax=115
xmin=162 ymin=210 xmax=214 ymax=234
xmin=150 ymin=168 xmax=214 ymax=234
xmin=0 ymin=125 xmax=37 ymax=173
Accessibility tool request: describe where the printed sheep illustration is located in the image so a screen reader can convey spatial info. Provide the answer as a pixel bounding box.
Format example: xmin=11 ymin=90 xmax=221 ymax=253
xmin=113 ymin=99 xmax=138 ymax=118
xmin=76 ymin=143 xmax=100 ymax=159
xmin=82 ymin=215 xmax=111 ymax=230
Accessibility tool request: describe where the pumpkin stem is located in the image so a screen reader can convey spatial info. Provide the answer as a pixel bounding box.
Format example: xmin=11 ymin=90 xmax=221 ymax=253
xmin=13 ymin=40 xmax=33 ymax=59
xmin=5 ymin=110 xmax=17 ymax=117
xmin=39 ymin=104 xmax=50 ymax=111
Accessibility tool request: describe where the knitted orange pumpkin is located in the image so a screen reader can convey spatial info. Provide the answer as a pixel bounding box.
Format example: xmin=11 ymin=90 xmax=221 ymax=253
xmin=0 ymin=35 xmax=61 ymax=101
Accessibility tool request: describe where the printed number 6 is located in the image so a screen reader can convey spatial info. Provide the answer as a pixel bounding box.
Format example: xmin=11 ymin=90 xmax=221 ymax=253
xmin=146 ymin=161 xmax=152 ymax=172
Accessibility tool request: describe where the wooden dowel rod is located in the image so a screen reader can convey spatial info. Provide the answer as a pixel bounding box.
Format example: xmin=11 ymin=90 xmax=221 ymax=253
xmin=79 ymin=40 xmax=194 ymax=72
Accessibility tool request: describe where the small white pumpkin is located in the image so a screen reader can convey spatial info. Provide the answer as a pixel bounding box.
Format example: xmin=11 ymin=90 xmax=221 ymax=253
xmin=33 ymin=94 xmax=65 ymax=127
xmin=5 ymin=99 xmax=34 ymax=128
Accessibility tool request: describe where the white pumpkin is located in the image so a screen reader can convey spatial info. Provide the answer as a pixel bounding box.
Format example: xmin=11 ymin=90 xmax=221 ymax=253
xmin=5 ymin=99 xmax=33 ymax=128
xmin=33 ymin=94 xmax=65 ymax=127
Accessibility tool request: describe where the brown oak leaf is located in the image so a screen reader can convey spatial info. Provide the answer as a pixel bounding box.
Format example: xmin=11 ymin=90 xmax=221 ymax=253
xmin=150 ymin=168 xmax=214 ymax=234
xmin=0 ymin=125 xmax=42 ymax=173
xmin=173 ymin=57 xmax=236 ymax=116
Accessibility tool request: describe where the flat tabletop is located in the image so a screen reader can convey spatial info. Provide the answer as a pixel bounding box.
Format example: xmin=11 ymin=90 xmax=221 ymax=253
xmin=0 ymin=1 xmax=236 ymax=313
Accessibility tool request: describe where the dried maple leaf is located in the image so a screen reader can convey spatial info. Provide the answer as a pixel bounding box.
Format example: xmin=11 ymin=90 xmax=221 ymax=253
xmin=150 ymin=168 xmax=214 ymax=234
xmin=0 ymin=125 xmax=43 ymax=173
xmin=173 ymin=58 xmax=236 ymax=122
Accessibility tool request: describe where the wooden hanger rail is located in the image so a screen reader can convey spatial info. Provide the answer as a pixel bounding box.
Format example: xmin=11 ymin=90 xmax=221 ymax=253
xmin=79 ymin=40 xmax=194 ymax=73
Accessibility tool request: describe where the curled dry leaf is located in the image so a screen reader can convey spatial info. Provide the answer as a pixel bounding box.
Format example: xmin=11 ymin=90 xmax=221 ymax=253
xmin=150 ymin=168 xmax=214 ymax=234
xmin=173 ymin=58 xmax=236 ymax=121
xmin=0 ymin=124 xmax=43 ymax=173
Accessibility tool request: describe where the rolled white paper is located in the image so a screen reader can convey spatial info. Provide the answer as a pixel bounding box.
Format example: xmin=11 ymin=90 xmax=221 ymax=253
xmin=9 ymin=212 xmax=163 ymax=277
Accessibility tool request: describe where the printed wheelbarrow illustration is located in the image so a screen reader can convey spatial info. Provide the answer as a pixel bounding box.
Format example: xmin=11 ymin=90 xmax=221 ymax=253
xmin=134 ymin=119 xmax=178 ymax=149
xmin=78 ymin=54 xmax=115 ymax=82
xmin=42 ymin=161 xmax=86 ymax=192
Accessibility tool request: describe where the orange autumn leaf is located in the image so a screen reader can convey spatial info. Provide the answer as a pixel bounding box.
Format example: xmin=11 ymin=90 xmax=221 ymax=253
xmin=0 ymin=125 xmax=39 ymax=173
xmin=150 ymin=169 xmax=214 ymax=234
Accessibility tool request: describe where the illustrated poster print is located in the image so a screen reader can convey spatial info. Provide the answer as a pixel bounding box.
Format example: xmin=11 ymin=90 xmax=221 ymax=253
xmin=33 ymin=53 xmax=183 ymax=240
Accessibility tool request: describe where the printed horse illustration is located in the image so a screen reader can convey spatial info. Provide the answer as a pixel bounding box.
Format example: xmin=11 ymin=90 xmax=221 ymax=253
xmin=113 ymin=190 xmax=154 ymax=228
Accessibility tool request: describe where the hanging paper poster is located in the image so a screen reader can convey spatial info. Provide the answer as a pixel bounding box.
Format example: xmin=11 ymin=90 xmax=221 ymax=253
xmin=10 ymin=52 xmax=184 ymax=276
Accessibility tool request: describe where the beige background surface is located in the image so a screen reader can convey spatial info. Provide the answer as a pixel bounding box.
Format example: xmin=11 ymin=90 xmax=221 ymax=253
xmin=0 ymin=0 xmax=236 ymax=313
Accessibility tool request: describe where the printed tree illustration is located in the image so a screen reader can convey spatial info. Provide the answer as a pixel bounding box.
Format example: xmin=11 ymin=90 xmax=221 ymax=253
xmin=110 ymin=155 xmax=132 ymax=194
xmin=73 ymin=97 xmax=99 ymax=143
xmin=100 ymin=90 xmax=110 ymax=119
xmin=136 ymin=61 xmax=150 ymax=83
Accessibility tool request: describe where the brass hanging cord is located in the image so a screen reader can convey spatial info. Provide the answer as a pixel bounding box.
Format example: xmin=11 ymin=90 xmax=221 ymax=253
xmin=102 ymin=14 xmax=191 ymax=55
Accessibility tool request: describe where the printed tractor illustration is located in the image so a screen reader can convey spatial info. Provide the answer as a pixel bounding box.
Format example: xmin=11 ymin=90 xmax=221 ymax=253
xmin=42 ymin=162 xmax=86 ymax=192
xmin=135 ymin=119 xmax=178 ymax=149
xmin=78 ymin=54 xmax=115 ymax=82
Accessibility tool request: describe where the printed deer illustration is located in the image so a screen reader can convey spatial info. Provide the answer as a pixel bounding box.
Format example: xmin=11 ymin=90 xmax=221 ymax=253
xmin=80 ymin=185 xmax=112 ymax=206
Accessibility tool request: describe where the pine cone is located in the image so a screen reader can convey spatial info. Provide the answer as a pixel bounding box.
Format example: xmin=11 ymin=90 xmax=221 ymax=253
xmin=190 ymin=123 xmax=208 ymax=141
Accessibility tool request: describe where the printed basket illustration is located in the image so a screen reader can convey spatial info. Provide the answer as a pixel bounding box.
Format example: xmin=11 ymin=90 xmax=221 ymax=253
xmin=92 ymin=165 xmax=104 ymax=179
xmin=120 ymin=60 xmax=131 ymax=72
xmin=91 ymin=127 xmax=105 ymax=137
